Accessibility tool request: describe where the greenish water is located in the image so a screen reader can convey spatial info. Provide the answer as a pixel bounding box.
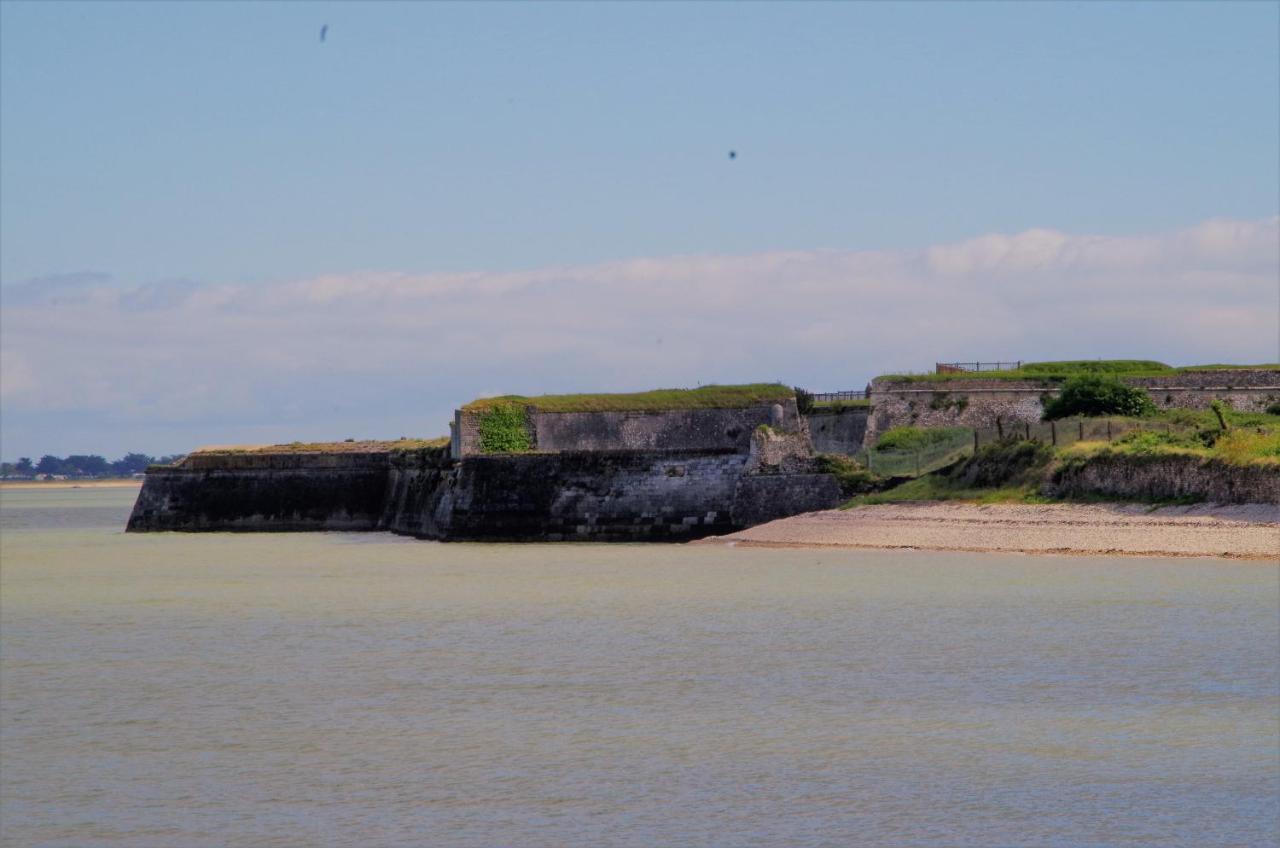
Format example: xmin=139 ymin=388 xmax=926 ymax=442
xmin=1 ymin=487 xmax=1277 ymax=847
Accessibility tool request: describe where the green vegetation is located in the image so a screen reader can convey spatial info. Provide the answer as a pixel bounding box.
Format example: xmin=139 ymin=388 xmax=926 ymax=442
xmin=1067 ymin=425 xmax=1280 ymax=466
xmin=844 ymin=440 xmax=1055 ymax=506
xmin=1020 ymin=359 xmax=1170 ymax=375
xmin=875 ymin=361 xmax=1279 ymax=384
xmin=814 ymin=453 xmax=884 ymax=497
xmin=793 ymin=387 xmax=814 ymax=415
xmin=463 ymin=383 xmax=794 ymax=414
xmin=1042 ymin=374 xmax=1156 ymax=420
xmin=949 ymin=438 xmax=1054 ymax=488
xmin=875 ymin=425 xmax=970 ymax=451
xmin=477 ymin=403 xmax=533 ymax=453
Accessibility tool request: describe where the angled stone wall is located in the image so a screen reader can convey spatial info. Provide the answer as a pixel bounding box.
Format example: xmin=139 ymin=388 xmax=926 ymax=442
xmin=807 ymin=408 xmax=870 ymax=456
xmin=454 ymin=400 xmax=803 ymax=457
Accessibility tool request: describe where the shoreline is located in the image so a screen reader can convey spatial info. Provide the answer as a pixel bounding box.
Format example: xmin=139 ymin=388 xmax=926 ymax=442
xmin=697 ymin=501 xmax=1280 ymax=561
xmin=0 ymin=480 xmax=143 ymax=490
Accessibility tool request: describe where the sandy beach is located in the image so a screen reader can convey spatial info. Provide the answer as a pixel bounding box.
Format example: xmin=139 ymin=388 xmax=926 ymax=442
xmin=699 ymin=502 xmax=1280 ymax=560
xmin=0 ymin=480 xmax=143 ymax=491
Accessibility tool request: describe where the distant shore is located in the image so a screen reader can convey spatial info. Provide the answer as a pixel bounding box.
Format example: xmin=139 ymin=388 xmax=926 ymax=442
xmin=698 ymin=502 xmax=1280 ymax=560
xmin=0 ymin=479 xmax=143 ymax=490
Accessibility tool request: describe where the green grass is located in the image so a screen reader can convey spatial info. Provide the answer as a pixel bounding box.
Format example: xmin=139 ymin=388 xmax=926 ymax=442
xmin=874 ymin=425 xmax=971 ymax=451
xmin=462 ymin=383 xmax=794 ymax=413
xmin=874 ymin=361 xmax=1279 ymax=384
xmin=1069 ymin=426 xmax=1280 ymax=466
xmin=842 ymin=475 xmax=1041 ymax=507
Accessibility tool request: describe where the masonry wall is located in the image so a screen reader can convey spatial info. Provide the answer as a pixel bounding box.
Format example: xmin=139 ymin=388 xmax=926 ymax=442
xmin=1127 ymin=371 xmax=1280 ymax=412
xmin=129 ymin=441 xmax=840 ymax=540
xmin=807 ymin=408 xmax=870 ymax=456
xmin=865 ymin=379 xmax=1052 ymax=444
xmin=865 ymin=370 xmax=1280 ymax=445
xmin=1043 ymin=453 xmax=1280 ymax=504
xmin=126 ymin=451 xmax=394 ymax=532
xmin=396 ymin=451 xmax=839 ymax=542
xmin=454 ymin=401 xmax=802 ymax=457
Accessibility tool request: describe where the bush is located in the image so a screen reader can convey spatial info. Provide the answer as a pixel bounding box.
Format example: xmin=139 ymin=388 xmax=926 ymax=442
xmin=477 ymin=402 xmax=532 ymax=453
xmin=1042 ymin=374 xmax=1156 ymax=420
xmin=814 ymin=453 xmax=884 ymax=496
xmin=1267 ymin=402 xmax=1280 ymax=416
xmin=949 ymin=439 xmax=1054 ymax=488
xmin=794 ymin=387 xmax=814 ymax=415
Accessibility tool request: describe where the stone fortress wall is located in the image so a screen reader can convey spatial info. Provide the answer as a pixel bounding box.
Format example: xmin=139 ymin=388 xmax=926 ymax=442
xmin=453 ymin=402 xmax=803 ymax=458
xmin=863 ymin=370 xmax=1280 ymax=445
xmin=130 ymin=399 xmax=841 ymax=540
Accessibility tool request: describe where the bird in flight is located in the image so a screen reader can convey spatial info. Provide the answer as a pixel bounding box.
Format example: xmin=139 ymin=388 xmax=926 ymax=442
xmin=320 ymin=24 xmax=328 ymax=43
xmin=728 ymin=150 xmax=737 ymax=160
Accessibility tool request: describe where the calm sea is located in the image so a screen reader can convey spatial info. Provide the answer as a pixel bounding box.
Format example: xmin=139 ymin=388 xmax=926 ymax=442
xmin=1 ymin=487 xmax=1277 ymax=847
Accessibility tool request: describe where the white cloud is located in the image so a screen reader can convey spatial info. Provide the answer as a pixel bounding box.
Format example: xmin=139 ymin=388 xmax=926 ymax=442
xmin=2 ymin=216 xmax=1277 ymax=456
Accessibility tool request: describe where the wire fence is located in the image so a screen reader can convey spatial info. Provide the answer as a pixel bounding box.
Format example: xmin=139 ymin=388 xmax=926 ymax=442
xmin=854 ymin=417 xmax=1200 ymax=478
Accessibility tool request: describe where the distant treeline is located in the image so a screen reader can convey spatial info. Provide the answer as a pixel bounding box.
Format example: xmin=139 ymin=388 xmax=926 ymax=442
xmin=1 ymin=453 xmax=186 ymax=479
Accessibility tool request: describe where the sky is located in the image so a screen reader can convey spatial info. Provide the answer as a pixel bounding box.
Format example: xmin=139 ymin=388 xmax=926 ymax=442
xmin=1 ymin=0 xmax=1278 ymax=459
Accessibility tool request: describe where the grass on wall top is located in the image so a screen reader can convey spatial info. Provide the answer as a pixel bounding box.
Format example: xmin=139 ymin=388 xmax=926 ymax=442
xmin=462 ymin=383 xmax=795 ymax=414
xmin=874 ymin=361 xmax=1280 ymax=383
xmin=190 ymin=438 xmax=449 ymax=455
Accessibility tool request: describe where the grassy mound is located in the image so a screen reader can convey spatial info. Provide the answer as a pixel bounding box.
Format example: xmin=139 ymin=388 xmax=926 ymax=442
xmin=875 ymin=361 xmax=1279 ymax=384
xmin=463 ymin=383 xmax=794 ymax=413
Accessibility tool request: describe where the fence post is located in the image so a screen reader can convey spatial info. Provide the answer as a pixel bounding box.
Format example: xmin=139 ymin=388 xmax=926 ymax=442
xmin=1051 ymin=420 xmax=1057 ymax=446
xmin=996 ymin=417 xmax=1004 ymax=439
xmin=973 ymin=430 xmax=979 ymax=453
xmin=1107 ymin=420 xmax=1112 ymax=441
xmin=1079 ymin=421 xmax=1084 ymax=441
xmin=1024 ymin=422 xmax=1031 ymax=440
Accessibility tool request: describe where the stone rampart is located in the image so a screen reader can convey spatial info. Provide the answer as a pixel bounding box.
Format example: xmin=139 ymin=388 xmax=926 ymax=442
xmin=454 ymin=401 xmax=801 ymax=458
xmin=866 ymin=379 xmax=1053 ymax=444
xmin=126 ymin=451 xmax=397 ymax=532
xmin=129 ymin=441 xmax=839 ymax=541
xmin=807 ymin=408 xmax=869 ymax=456
xmin=1126 ymin=371 xmax=1280 ymax=412
xmin=1043 ymin=453 xmax=1280 ymax=504
xmin=866 ymin=370 xmax=1280 ymax=445
xmin=399 ymin=450 xmax=838 ymax=541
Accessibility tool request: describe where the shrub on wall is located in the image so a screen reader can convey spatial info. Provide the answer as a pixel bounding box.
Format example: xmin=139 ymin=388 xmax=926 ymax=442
xmin=478 ymin=403 xmax=532 ymax=453
xmin=794 ymin=387 xmax=815 ymax=415
xmin=1042 ymin=374 xmax=1156 ymax=420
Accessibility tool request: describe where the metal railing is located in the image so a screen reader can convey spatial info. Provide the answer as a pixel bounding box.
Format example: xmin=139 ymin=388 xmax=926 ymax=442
xmin=810 ymin=390 xmax=868 ymax=402
xmin=936 ymin=361 xmax=1023 ymax=374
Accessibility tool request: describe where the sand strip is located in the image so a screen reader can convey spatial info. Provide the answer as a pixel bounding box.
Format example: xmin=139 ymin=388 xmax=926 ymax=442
xmin=0 ymin=480 xmax=143 ymax=490
xmin=697 ymin=502 xmax=1280 ymax=560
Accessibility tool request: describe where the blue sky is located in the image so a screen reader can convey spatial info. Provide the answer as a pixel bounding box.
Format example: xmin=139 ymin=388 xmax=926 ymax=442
xmin=1 ymin=1 xmax=1277 ymax=458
